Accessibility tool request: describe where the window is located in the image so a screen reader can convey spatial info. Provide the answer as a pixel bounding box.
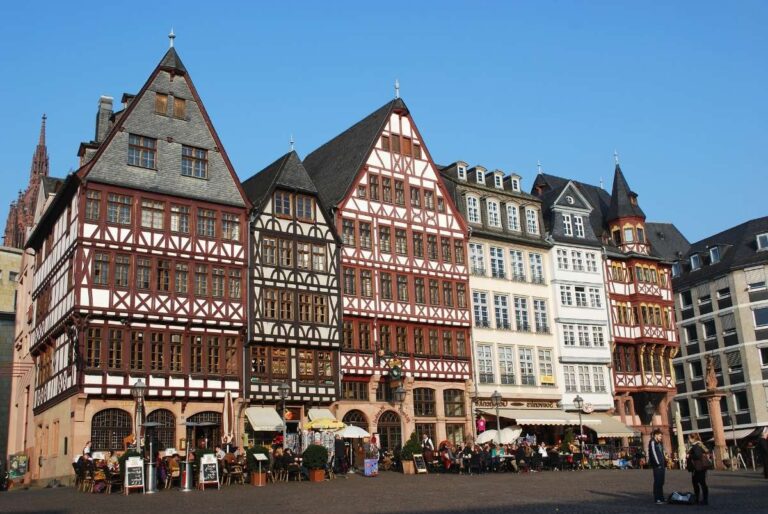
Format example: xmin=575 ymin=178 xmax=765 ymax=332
xmin=261 ymin=238 xmax=276 ymax=266
xmin=157 ymin=260 xmax=171 ymax=292
xmin=170 ymin=205 xmax=190 ymax=233
xmin=194 ymin=264 xmax=208 ymax=296
xmin=427 ymin=235 xmax=438 ymax=261
xmin=140 ymin=199 xmax=164 ymax=229
xmin=589 ymin=287 xmax=602 ymax=308
xmin=136 ymin=258 xmax=151 ymax=290
xmin=680 ymin=290 xmax=693 ymax=309
xmin=381 ymin=135 xmax=390 ymax=151
xmin=574 ymin=216 xmax=585 ymax=238
xmin=560 ymin=285 xmax=574 ymax=306
xmin=128 ymin=134 xmax=157 ymax=168
xmin=343 ymin=268 xmax=356 ymax=295
xmin=623 ymin=227 xmax=635 ymax=243
xmin=170 ymin=334 xmax=183 ymax=372
xmin=413 ymin=388 xmax=436 ymax=417
xmin=563 ymin=324 xmax=575 ymax=346
xmin=357 ymin=184 xmax=367 ymax=199
xmin=341 ymin=381 xmax=368 ymax=401
xmin=173 ymin=96 xmax=186 ymax=118
xmin=395 ymin=229 xmax=407 ymax=255
xmin=155 ymin=92 xmax=168 ymax=114
xmin=107 ymin=329 xmax=123 ymax=370
xmin=299 ymin=294 xmax=312 ymax=322
xmin=299 ymin=350 xmax=314 ymax=380
xmin=382 ymin=178 xmax=392 ymax=203
xmin=498 ymin=346 xmax=516 ymax=385
xmin=150 ymin=332 xmax=164 ymax=371
xmin=410 ymin=277 xmax=424 ymax=304
xmin=477 ymin=345 xmax=494 ymax=383
xmin=519 ymin=348 xmax=535 ymax=385
xmin=578 ymin=325 xmax=590 ymax=346
xmin=211 ymin=267 xmax=225 ymax=297
xmin=466 ymin=195 xmax=480 ymax=223
xmin=574 ymin=286 xmax=588 ymax=307
xmin=454 ymin=240 xmax=465 ymax=264
xmin=359 ymin=222 xmax=372 ymax=249
xmin=490 ymin=247 xmax=505 ymax=278
xmin=85 ymin=328 xmax=102 ymax=368
xmin=342 ymin=322 xmax=354 ymax=350
xmin=410 ymin=186 xmax=421 ymax=208
xmin=709 ymin=247 xmax=720 ymax=264
xmin=734 ymin=391 xmax=749 ymax=411
xmin=222 ymin=213 xmax=240 ymax=241
xmin=586 ymin=253 xmax=598 ymax=273
xmin=529 ymin=253 xmax=544 ymax=283
xmin=494 ymin=174 xmax=503 ymax=189
xmin=91 ymin=409 xmax=132 ymax=452
xmin=754 ymin=307 xmax=768 ymax=328
xmin=510 ymin=250 xmax=525 ymax=281
xmin=525 ymin=208 xmax=539 ymax=234
xmin=115 ymin=255 xmax=130 ymax=287
xmin=690 ymin=360 xmax=703 ymax=378
xmin=181 ymin=146 xmax=208 ymax=178
xmin=296 ymin=195 xmax=313 ymax=220
xmin=469 ymin=243 xmax=485 ymax=275
xmin=342 ymin=220 xmax=355 ymax=246
xmin=473 ymin=291 xmax=489 ymax=327
xmin=725 ymin=351 xmax=742 ymax=373
xmin=359 ymin=323 xmax=371 ymax=350
xmin=494 ymin=295 xmax=510 ymax=329
xmin=593 ymin=367 xmax=607 ymax=392
xmin=443 ymin=281 xmax=454 ymax=307
xmin=360 ymin=270 xmax=373 ymax=297
xmin=93 ymin=252 xmax=109 ymax=286
xmin=487 ymin=200 xmax=501 ymax=227
xmin=429 ymin=329 xmax=439 ymax=354
xmin=367 ymin=175 xmax=379 ymax=201
xmin=429 ymin=279 xmax=439 ymax=305
xmin=297 ymin=243 xmax=311 ymax=270
xmin=695 ymin=398 xmax=708 ymax=417
xmin=85 ymin=191 xmax=101 ymax=220
xmin=280 ymin=291 xmax=294 ymax=320
xmin=173 ymin=262 xmax=189 ymax=294
xmin=441 ymin=238 xmax=452 ymax=263
xmin=476 ymin=169 xmax=485 ymax=184
xmin=444 ymin=389 xmax=466 ymax=417
xmin=381 ymin=273 xmax=393 ymax=300
xmin=690 ymin=254 xmax=701 ymax=271
xmin=506 ymin=204 xmax=520 ymax=231
xmin=424 ymin=190 xmax=434 ymax=210
xmin=394 ymin=180 xmax=405 ymax=206
xmin=312 ymin=244 xmax=326 ymax=271
xmin=130 ymin=331 xmax=145 ymax=371
xmin=562 ymin=214 xmax=572 ymax=236
xmin=514 ymin=296 xmax=529 ymax=332
xmin=684 ymin=324 xmax=698 ymax=344
xmin=457 ymin=165 xmax=467 ymax=180
xmin=107 ymin=194 xmax=132 ymax=225
xmin=271 ymin=348 xmax=288 ymax=378
xmin=564 ymin=365 xmax=577 ymax=392
xmin=379 ymin=226 xmax=391 ymax=253
xmin=571 ymin=250 xmax=584 ymax=271
xmin=278 ymin=239 xmax=293 ymax=267
xmin=534 ymin=299 xmax=548 ymax=332
xmin=413 ymin=328 xmax=425 ymax=354
xmin=396 ymin=275 xmax=408 ymax=302
xmin=672 ymin=262 xmax=682 ymax=277
xmin=592 ymin=326 xmax=605 ymax=346
xmin=557 ymin=249 xmax=569 ymax=270
xmin=274 ymin=191 xmax=291 ymax=216
xmin=703 ymin=319 xmax=717 ymax=339
xmin=578 ymin=365 xmax=592 ymax=392
xmin=757 ymin=233 xmax=768 ymax=250
xmin=539 ymin=349 xmax=554 ymax=385
xmin=197 ymin=208 xmax=216 ymax=238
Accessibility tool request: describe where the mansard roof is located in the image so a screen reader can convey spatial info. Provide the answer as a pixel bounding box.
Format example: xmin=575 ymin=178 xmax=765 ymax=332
xmin=645 ymin=222 xmax=690 ymax=263
xmin=606 ymin=164 xmax=645 ymax=222
xmin=242 ymin=150 xmax=317 ymax=212
xmin=304 ymin=98 xmax=407 ymax=208
xmin=673 ymin=216 xmax=768 ymax=289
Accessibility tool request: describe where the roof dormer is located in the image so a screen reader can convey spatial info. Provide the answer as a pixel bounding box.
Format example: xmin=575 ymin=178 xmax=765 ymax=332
xmin=489 ymin=169 xmax=504 ymax=190
xmin=504 ymin=173 xmax=521 ymax=193
xmin=757 ymin=232 xmax=768 ymax=251
xmin=470 ymin=165 xmax=487 ymax=185
xmin=455 ymin=160 xmax=469 ymax=181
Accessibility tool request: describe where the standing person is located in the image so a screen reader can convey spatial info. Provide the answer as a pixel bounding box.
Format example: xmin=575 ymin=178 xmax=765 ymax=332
xmin=687 ymin=433 xmax=710 ymax=505
xmin=82 ymin=440 xmax=91 ymax=456
xmin=757 ymin=429 xmax=768 ymax=479
xmin=648 ymin=429 xmax=667 ymax=504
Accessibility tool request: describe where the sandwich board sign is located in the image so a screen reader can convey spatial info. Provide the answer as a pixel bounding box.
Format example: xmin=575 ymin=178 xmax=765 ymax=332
xmin=198 ymin=453 xmax=219 ymax=490
xmin=124 ymin=456 xmax=144 ymax=494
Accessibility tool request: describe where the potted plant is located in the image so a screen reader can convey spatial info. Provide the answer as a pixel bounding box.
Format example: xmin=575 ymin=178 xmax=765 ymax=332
xmin=246 ymin=445 xmax=270 ymax=486
xmin=400 ymin=432 xmax=421 ymax=475
xmin=301 ymin=444 xmax=329 ymax=482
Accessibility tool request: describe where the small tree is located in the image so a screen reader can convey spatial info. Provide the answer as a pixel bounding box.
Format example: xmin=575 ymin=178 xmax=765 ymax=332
xmin=246 ymin=445 xmax=270 ymax=471
xmin=400 ymin=432 xmax=422 ymax=461
xmin=302 ymin=444 xmax=329 ymax=470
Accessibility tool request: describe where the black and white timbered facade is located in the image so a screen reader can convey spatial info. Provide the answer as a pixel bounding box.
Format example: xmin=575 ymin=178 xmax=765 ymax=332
xmin=25 ymin=47 xmax=250 ymax=477
xmin=242 ymin=151 xmax=342 ymax=405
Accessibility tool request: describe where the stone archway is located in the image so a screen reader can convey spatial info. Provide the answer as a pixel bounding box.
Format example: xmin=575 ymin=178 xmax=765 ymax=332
xmin=377 ymin=410 xmax=402 ymax=451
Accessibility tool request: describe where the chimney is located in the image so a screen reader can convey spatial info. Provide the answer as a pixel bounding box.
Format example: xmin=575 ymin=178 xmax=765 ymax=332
xmin=95 ymin=96 xmax=114 ymax=143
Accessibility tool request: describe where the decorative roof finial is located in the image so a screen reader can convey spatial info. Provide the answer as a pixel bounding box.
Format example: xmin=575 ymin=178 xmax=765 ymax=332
xmin=394 ymin=79 xmax=400 ymax=99
xmin=289 ymin=134 xmax=295 ymax=152
xmin=600 ymin=176 xmax=604 ymax=190
xmin=39 ymin=113 xmax=47 ymax=146
xmin=169 ymin=28 xmax=176 ymax=48
xmin=614 ymin=149 xmax=619 ymax=165
xmin=537 ymin=160 xmax=542 ymax=174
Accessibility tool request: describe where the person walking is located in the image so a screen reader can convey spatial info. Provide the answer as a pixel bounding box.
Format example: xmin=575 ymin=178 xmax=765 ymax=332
xmin=648 ymin=429 xmax=667 ymax=504
xmin=687 ymin=433 xmax=710 ymax=505
xmin=758 ymin=429 xmax=768 ymax=479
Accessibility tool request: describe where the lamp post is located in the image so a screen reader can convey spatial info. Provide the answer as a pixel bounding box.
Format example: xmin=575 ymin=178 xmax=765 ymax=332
xmin=573 ymin=395 xmax=584 ymax=468
xmin=644 ymin=400 xmax=655 ymax=463
xmin=278 ymin=382 xmax=290 ymax=449
xmin=491 ymin=390 xmax=502 ymax=440
xmin=394 ymin=385 xmax=406 ymax=448
xmin=131 ymin=379 xmax=148 ymax=491
xmin=180 ymin=421 xmax=198 ymax=492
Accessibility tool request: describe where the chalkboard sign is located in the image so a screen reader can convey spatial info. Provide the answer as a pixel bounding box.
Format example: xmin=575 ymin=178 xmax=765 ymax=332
xmin=198 ymin=453 xmax=220 ymax=490
xmin=124 ymin=456 xmax=144 ymax=494
xmin=413 ymin=454 xmax=428 ymax=474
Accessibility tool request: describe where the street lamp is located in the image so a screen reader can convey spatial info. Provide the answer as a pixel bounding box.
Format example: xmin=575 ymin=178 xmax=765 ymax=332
xmin=573 ymin=395 xmax=584 ymax=468
xmin=394 ymin=385 xmax=406 ymax=405
xmin=491 ymin=390 xmax=502 ymax=438
xmin=278 ymin=382 xmax=290 ymax=449
xmin=131 ymin=379 xmax=147 ymax=446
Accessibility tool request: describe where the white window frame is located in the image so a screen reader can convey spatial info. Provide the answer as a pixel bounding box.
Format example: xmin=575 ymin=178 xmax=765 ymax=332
xmin=591 ymin=326 xmax=605 ymax=347
xmin=757 ymin=233 xmax=768 ymax=251
xmin=574 ymin=215 xmax=585 ymax=238
xmin=564 ymin=365 xmax=577 ymax=393
xmin=519 ymin=347 xmax=536 ymax=386
xmin=557 ymin=249 xmax=569 ymax=270
xmin=709 ymin=247 xmax=720 ymax=264
xmin=469 ymin=243 xmax=485 ymax=275
xmin=526 ymin=208 xmax=539 ymax=235
xmin=588 ymin=287 xmax=602 ymax=308
xmin=560 ymin=285 xmax=573 ymax=306
xmin=494 ymin=174 xmax=503 ymax=189
xmin=457 ymin=165 xmax=467 ymax=180
xmin=476 ymin=170 xmax=485 ymax=184
xmin=494 ymin=294 xmax=510 ymax=330
xmin=514 ymin=296 xmax=529 ymax=332
xmin=489 ymin=246 xmax=505 ymax=278
xmin=562 ymin=213 xmax=573 ymax=236
xmin=511 ymin=178 xmax=520 ymax=192
xmin=477 ymin=344 xmax=494 ymax=383
xmin=498 ymin=346 xmax=516 ymax=385
xmin=690 ymin=254 xmax=701 ymax=270
xmin=473 ymin=291 xmax=489 ymax=327
xmin=529 ymin=253 xmax=544 ymax=283
xmin=586 ymin=252 xmax=598 ymax=273
xmin=563 ymin=324 xmax=576 ymax=346
xmin=571 ymin=250 xmax=584 ymax=271
xmin=466 ymin=195 xmax=480 ymax=224
xmin=506 ymin=204 xmax=520 ymax=231
xmin=487 ymin=200 xmax=501 ymax=228
xmin=510 ymin=250 xmax=525 ymax=281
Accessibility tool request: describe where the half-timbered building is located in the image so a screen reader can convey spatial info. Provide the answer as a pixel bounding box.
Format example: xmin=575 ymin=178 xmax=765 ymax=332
xmin=24 ymin=46 xmax=249 ymax=480
xmin=533 ymin=164 xmax=683 ymax=448
xmin=304 ymin=98 xmax=473 ymax=449
xmin=241 ymin=151 xmax=341 ymax=441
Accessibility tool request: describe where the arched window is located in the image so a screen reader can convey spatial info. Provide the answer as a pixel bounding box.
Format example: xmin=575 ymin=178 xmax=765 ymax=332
xmin=506 ymin=204 xmax=520 ymax=231
xmin=146 ymin=409 xmax=176 ymax=450
xmin=91 ymin=408 xmax=132 ymax=452
xmin=342 ymin=410 xmax=368 ymax=430
xmin=443 ymin=389 xmax=466 ymax=417
xmin=465 ymin=195 xmax=480 ymax=224
xmin=188 ymin=411 xmax=222 ymax=450
xmin=377 ymin=411 xmax=401 ymax=451
xmin=413 ymin=388 xmax=436 ymax=417
xmin=486 ymin=199 xmax=501 ymax=227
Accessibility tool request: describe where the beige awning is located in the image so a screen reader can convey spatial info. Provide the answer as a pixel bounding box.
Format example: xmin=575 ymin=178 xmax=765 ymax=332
xmin=245 ymin=407 xmax=283 ymax=432
xmin=482 ymin=408 xmax=582 ymax=426
xmin=582 ymin=413 xmax=639 ymax=437
xmin=307 ymin=408 xmax=336 ymax=421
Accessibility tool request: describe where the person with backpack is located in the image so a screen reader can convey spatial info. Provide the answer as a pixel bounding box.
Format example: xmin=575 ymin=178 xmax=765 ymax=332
xmin=687 ymin=433 xmax=710 ymax=505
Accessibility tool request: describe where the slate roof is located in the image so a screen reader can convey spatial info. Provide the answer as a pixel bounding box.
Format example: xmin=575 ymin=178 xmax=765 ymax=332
xmin=673 ymin=216 xmax=768 ymax=289
xmin=158 ymin=47 xmax=187 ymax=75
xmin=242 ymin=151 xmax=317 ymax=212
xmin=41 ymin=176 xmax=64 ymax=197
xmin=645 ymin=222 xmax=690 ymax=262
xmin=534 ymin=172 xmax=612 ymax=240
xmin=304 ymin=98 xmax=406 ymax=208
xmin=607 ymin=164 xmax=645 ymax=221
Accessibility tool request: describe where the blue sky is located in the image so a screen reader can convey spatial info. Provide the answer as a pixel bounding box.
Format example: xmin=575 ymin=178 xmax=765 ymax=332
xmin=1 ymin=1 xmax=765 ymax=242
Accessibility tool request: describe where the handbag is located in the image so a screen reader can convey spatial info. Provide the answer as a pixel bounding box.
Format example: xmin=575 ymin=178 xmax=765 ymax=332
xmin=693 ymin=451 xmax=712 ymax=471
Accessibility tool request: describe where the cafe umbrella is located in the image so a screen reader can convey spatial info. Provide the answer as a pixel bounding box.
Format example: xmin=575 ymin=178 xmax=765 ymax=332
xmin=334 ymin=424 xmax=369 ymax=471
xmin=305 ymin=418 xmax=345 ymax=431
xmin=476 ymin=426 xmax=523 ymax=445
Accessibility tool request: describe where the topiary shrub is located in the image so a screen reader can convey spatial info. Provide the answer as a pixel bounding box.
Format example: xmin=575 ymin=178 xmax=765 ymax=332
xmin=246 ymin=445 xmax=271 ymax=471
xmin=400 ymin=432 xmax=422 ymax=461
xmin=301 ymin=444 xmax=329 ymax=470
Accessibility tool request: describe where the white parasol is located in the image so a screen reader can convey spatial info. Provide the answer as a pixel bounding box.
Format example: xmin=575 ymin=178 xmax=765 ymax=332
xmin=335 ymin=425 xmax=370 ymax=439
xmin=476 ymin=426 xmax=523 ymax=445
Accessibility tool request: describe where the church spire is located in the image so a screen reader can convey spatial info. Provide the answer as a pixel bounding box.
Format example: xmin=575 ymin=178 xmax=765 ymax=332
xmin=606 ymin=162 xmax=644 ymax=222
xmin=30 ymin=113 xmax=50 ymax=181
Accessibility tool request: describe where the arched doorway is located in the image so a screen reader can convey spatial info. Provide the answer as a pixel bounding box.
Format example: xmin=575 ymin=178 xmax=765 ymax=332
xmin=188 ymin=411 xmax=222 ymax=450
xmin=91 ymin=409 xmax=132 ymax=452
xmin=377 ymin=411 xmax=402 ymax=451
xmin=147 ymin=409 xmax=176 ymax=450
xmin=342 ymin=410 xmax=369 ymax=431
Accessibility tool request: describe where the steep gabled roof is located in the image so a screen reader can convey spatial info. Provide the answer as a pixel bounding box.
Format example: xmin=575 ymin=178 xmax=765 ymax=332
xmin=304 ymin=98 xmax=406 ymax=208
xmin=607 ymin=164 xmax=645 ymax=221
xmin=158 ymin=47 xmax=187 ymax=75
xmin=242 ymin=151 xmax=317 ymax=212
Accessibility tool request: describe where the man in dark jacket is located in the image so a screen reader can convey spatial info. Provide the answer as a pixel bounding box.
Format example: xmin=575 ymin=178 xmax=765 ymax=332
xmin=648 ymin=429 xmax=666 ymax=504
xmin=758 ymin=430 xmax=768 ymax=479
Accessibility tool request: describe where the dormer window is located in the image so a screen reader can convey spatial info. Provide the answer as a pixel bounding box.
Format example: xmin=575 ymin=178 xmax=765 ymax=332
xmin=457 ymin=165 xmax=467 ymax=180
xmin=494 ymin=174 xmax=503 ymax=189
xmin=757 ymin=233 xmax=768 ymax=251
xmin=574 ymin=216 xmax=585 ymax=238
xmin=636 ymin=227 xmax=645 ymax=243
xmin=690 ymin=254 xmax=701 ymax=271
xmin=511 ymin=178 xmax=520 ymax=192
xmin=623 ymin=227 xmax=634 ymax=243
xmin=476 ymin=170 xmax=485 ymax=185
xmin=562 ymin=214 xmax=573 ymax=236
xmin=709 ymin=247 xmax=721 ymax=264
xmin=672 ymin=261 xmax=682 ymax=277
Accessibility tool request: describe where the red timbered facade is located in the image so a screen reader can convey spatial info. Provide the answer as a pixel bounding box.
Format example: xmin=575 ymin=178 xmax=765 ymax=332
xmin=304 ymin=98 xmax=473 ymax=448
xmin=25 ymin=46 xmax=250 ymax=480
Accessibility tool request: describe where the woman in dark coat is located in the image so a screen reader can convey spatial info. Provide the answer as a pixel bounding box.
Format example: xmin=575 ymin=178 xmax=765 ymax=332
xmin=687 ymin=433 xmax=710 ymax=505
